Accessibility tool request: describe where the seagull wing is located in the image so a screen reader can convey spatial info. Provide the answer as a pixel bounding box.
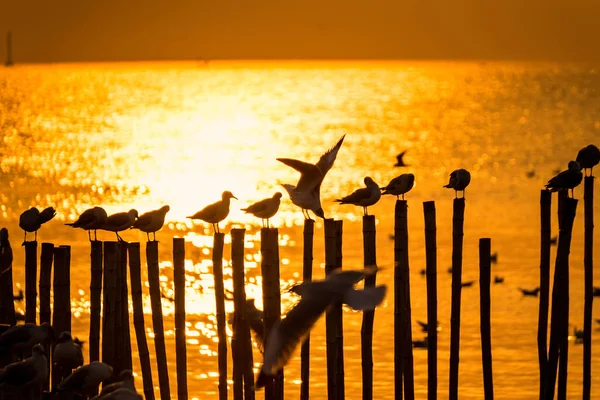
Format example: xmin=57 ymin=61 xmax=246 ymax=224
xmin=0 ymin=358 xmax=39 ymax=386
xmin=277 ymin=158 xmax=323 ymax=192
xmin=242 ymin=198 xmax=271 ymax=214
xmin=105 ymin=212 xmax=132 ymax=228
xmin=189 ymin=202 xmax=219 ymax=220
xmin=37 ymin=207 xmax=57 ymax=224
xmin=343 ymin=285 xmax=387 ymax=310
xmin=315 ymin=134 xmax=345 ymax=178
xmin=58 ymin=364 xmax=90 ymax=391
xmin=66 ymin=208 xmax=95 ymax=228
xmin=132 ymin=211 xmax=154 ymax=229
xmin=396 ymin=150 xmax=407 ymax=165
xmin=335 ymin=187 xmax=370 ymax=204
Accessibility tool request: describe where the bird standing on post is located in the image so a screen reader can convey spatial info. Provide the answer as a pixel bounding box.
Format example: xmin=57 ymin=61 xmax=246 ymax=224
xmin=65 ymin=207 xmax=108 ymax=241
xmin=545 ymin=161 xmax=583 ymax=198
xmin=131 ymin=205 xmax=170 ymax=241
xmin=278 ymin=134 xmax=345 ymax=220
xmin=0 ymin=344 xmax=48 ymax=391
xmin=99 ymin=209 xmax=139 ymax=242
xmin=188 ymin=191 xmax=237 ymax=234
xmin=19 ymin=206 xmax=56 ymax=244
xmin=241 ymin=192 xmax=282 ymax=228
xmin=443 ymin=169 xmax=471 ymax=198
xmin=575 ymin=144 xmax=599 ymax=176
xmin=53 ymin=331 xmax=84 ymax=371
xmin=90 ymin=369 xmax=137 ymax=399
xmin=0 ymin=322 xmax=53 ymax=358
xmin=381 ymin=173 xmax=415 ymax=200
xmin=57 ymin=361 xmax=113 ymax=397
xmin=335 ymin=176 xmax=381 ymax=216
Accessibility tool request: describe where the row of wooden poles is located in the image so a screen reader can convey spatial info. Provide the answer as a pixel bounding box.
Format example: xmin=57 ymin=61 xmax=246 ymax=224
xmin=0 ymin=175 xmax=594 ymax=400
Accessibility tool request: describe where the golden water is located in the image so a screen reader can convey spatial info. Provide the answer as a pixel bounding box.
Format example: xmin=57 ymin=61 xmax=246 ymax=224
xmin=1 ymin=61 xmax=599 ymax=399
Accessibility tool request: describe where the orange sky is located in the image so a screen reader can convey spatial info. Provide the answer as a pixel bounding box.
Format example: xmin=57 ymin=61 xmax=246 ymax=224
xmin=2 ymin=0 xmax=599 ymax=63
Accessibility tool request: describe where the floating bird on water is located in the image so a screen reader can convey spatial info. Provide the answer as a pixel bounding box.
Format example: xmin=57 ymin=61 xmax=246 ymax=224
xmin=12 ymin=289 xmax=23 ymax=301
xmin=131 ymin=205 xmax=170 ymax=241
xmin=593 ymin=286 xmax=600 ymax=297
xmin=573 ymin=327 xmax=584 ymax=342
xmin=241 ymin=192 xmax=282 ymax=228
xmin=255 ymin=268 xmax=387 ymax=389
xmin=443 ymin=169 xmax=471 ymax=198
xmin=58 ymin=361 xmax=113 ymax=396
xmin=188 ymin=191 xmax=237 ymax=233
xmin=412 ymin=337 xmax=428 ymax=348
xmin=394 ymin=150 xmax=409 ymax=167
xmin=494 ymin=276 xmax=504 ymax=284
xmin=575 ymin=144 xmax=600 ymax=176
xmin=0 ymin=344 xmax=48 ymax=390
xmin=490 ymin=252 xmax=498 ymax=263
xmin=65 ymin=207 xmax=108 ymax=241
xmin=381 ymin=173 xmax=415 ymax=200
xmin=278 ymin=135 xmax=345 ymax=220
xmin=90 ymin=369 xmax=136 ymax=400
xmin=416 ymin=320 xmax=440 ymax=332
xmin=545 ymin=161 xmax=583 ymax=198
xmin=550 ymin=236 xmax=558 ymax=246
xmin=53 ymin=331 xmax=84 ymax=371
xmin=335 ymin=177 xmax=381 ymax=216
xmin=0 ymin=322 xmax=53 ymax=357
xmin=461 ymin=280 xmax=476 ymax=288
xmin=519 ymin=287 xmax=540 ymax=297
xmin=19 ymin=206 xmax=56 ymax=243
xmin=100 ymin=209 xmax=138 ymax=242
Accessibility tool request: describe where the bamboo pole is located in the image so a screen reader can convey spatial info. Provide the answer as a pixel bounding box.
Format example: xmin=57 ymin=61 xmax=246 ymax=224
xmin=147 ymin=240 xmax=171 ymax=400
xmin=324 ymin=219 xmax=338 ymax=400
xmin=128 ymin=243 xmax=155 ymax=400
xmin=39 ymin=242 xmax=53 ymax=391
xmin=543 ymin=197 xmax=577 ymax=400
xmin=449 ymin=198 xmax=465 ymax=400
xmin=120 ymin=242 xmax=133 ymax=372
xmin=556 ymin=193 xmax=572 ymax=400
xmin=89 ymin=240 xmax=103 ymax=363
xmin=361 ymin=215 xmax=376 ymax=400
xmin=423 ymin=201 xmax=437 ymax=400
xmin=334 ymin=220 xmax=345 ymax=400
xmin=212 ymin=233 xmax=227 ymax=400
xmin=173 ymin=238 xmax=188 ymax=400
xmin=102 ymin=242 xmax=119 ymax=380
xmin=115 ymin=242 xmax=124 ymax=375
xmin=582 ymin=176 xmax=593 ymax=400
xmin=300 ymin=219 xmax=314 ymax=400
xmin=479 ymin=238 xmax=493 ymax=400
xmin=52 ymin=245 xmax=71 ymax=388
xmin=0 ymin=228 xmax=16 ymax=326
xmin=537 ymin=190 xmax=551 ymax=398
xmin=24 ymin=241 xmax=38 ymax=324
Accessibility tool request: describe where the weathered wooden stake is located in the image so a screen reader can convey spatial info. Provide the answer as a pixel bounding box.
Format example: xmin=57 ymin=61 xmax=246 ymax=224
xmin=173 ymin=238 xmax=188 ymax=400
xmin=557 ymin=193 xmax=572 ymax=400
xmin=361 ymin=215 xmax=377 ymax=400
xmin=89 ymin=240 xmax=103 ymax=364
xmin=324 ymin=219 xmax=339 ymax=400
xmin=582 ymin=176 xmax=594 ymax=400
xmin=300 ymin=219 xmax=314 ymax=400
xmin=0 ymin=228 xmax=16 ymax=327
xmin=212 ymin=233 xmax=228 ymax=400
xmin=102 ymin=242 xmax=119 ymax=390
xmin=52 ymin=245 xmax=71 ymax=387
xmin=120 ymin=242 xmax=132 ymax=372
xmin=423 ymin=201 xmax=437 ymax=400
xmin=334 ymin=220 xmax=345 ymax=400
xmin=115 ymin=242 xmax=124 ymax=375
xmin=537 ymin=190 xmax=551 ymax=398
xmin=128 ymin=243 xmax=155 ymax=400
xmin=39 ymin=242 xmax=53 ymax=391
xmin=449 ymin=198 xmax=465 ymax=400
xmin=479 ymin=238 xmax=493 ymax=400
xmin=147 ymin=240 xmax=171 ymax=400
xmin=24 ymin=241 xmax=38 ymax=324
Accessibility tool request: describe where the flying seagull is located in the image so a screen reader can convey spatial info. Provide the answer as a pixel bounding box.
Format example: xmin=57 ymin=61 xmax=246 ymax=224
xmin=100 ymin=209 xmax=139 ymax=242
xmin=576 ymin=144 xmax=600 ymax=176
xmin=65 ymin=207 xmax=108 ymax=241
xmin=545 ymin=161 xmax=583 ymax=198
xmin=241 ymin=192 xmax=282 ymax=228
xmin=443 ymin=169 xmax=471 ymax=198
xmin=519 ymin=287 xmax=540 ymax=297
xmin=255 ymin=268 xmax=387 ymax=389
xmin=278 ymin=135 xmax=345 ymax=220
xmin=394 ymin=150 xmax=409 ymax=167
xmin=19 ymin=206 xmax=56 ymax=244
xmin=381 ymin=173 xmax=415 ymax=200
xmin=335 ymin=177 xmax=381 ymax=216
xmin=188 ymin=191 xmax=237 ymax=234
xmin=131 ymin=205 xmax=170 ymax=241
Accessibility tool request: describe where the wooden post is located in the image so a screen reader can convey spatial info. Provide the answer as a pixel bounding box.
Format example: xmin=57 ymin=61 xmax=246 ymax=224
xmin=261 ymin=228 xmax=283 ymax=400
xmin=0 ymin=228 xmax=16 ymax=326
xmin=543 ymin=197 xmax=577 ymax=400
xmin=212 ymin=233 xmax=228 ymax=400
xmin=128 ymin=243 xmax=155 ymax=400
xmin=52 ymin=245 xmax=71 ymax=388
xmin=334 ymin=220 xmax=345 ymax=400
xmin=300 ymin=219 xmax=314 ymax=400
xmin=89 ymin=240 xmax=103 ymax=363
xmin=174 ymin=238 xmax=188 ymax=400
xmin=147 ymin=241 xmax=171 ymax=400
xmin=479 ymin=238 xmax=493 ymax=400
xmin=39 ymin=243 xmax=53 ymax=391
xmin=120 ymin=242 xmax=132 ymax=372
xmin=361 ymin=215 xmax=376 ymax=400
xmin=538 ymin=190 xmax=551 ymax=398
xmin=395 ymin=200 xmax=415 ymax=400
xmin=449 ymin=198 xmax=465 ymax=400
xmin=102 ymin=242 xmax=119 ymax=380
xmin=24 ymin=241 xmax=38 ymax=324
xmin=324 ymin=219 xmax=338 ymax=400
xmin=582 ymin=176 xmax=593 ymax=400
xmin=423 ymin=201 xmax=437 ymax=400
xmin=115 ymin=243 xmax=124 ymax=375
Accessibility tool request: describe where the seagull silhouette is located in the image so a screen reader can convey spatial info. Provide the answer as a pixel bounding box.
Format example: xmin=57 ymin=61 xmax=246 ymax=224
xmin=65 ymin=207 xmax=108 ymax=241
xmin=131 ymin=205 xmax=170 ymax=241
xmin=241 ymin=192 xmax=282 ymax=228
xmin=545 ymin=161 xmax=583 ymax=198
xmin=444 ymin=169 xmax=471 ymax=198
xmin=576 ymin=144 xmax=600 ymax=176
xmin=394 ymin=150 xmax=409 ymax=167
xmin=334 ymin=177 xmax=381 ymax=216
xmin=381 ymin=173 xmax=415 ymax=200
xmin=188 ymin=191 xmax=237 ymax=234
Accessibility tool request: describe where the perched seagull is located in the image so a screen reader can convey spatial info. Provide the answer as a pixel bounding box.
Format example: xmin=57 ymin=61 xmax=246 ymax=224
xmin=57 ymin=361 xmax=113 ymax=396
xmin=95 ymin=388 xmax=142 ymax=399
xmin=99 ymin=209 xmax=139 ymax=242
xmin=519 ymin=287 xmax=540 ymax=297
xmin=19 ymin=206 xmax=56 ymax=243
xmin=545 ymin=161 xmax=583 ymax=198
xmin=241 ymin=193 xmax=282 ymax=228
xmin=443 ymin=169 xmax=471 ymax=198
xmin=576 ymin=144 xmax=600 ymax=176
xmin=90 ymin=369 xmax=136 ymax=400
xmin=255 ymin=268 xmax=387 ymax=389
xmin=278 ymin=135 xmax=345 ymax=220
xmin=0 ymin=344 xmax=48 ymax=390
xmin=381 ymin=173 xmax=415 ymax=200
xmin=0 ymin=322 xmax=53 ymax=357
xmin=65 ymin=207 xmax=108 ymax=241
xmin=394 ymin=150 xmax=409 ymax=167
xmin=494 ymin=276 xmax=504 ymax=284
xmin=53 ymin=331 xmax=84 ymax=371
xmin=188 ymin=191 xmax=237 ymax=234
xmin=131 ymin=205 xmax=170 ymax=242
xmin=334 ymin=177 xmax=381 ymax=216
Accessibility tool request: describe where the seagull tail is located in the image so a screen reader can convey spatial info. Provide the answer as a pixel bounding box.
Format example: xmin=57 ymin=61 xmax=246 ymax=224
xmin=255 ymin=370 xmax=272 ymax=390
xmin=64 ymin=223 xmax=75 ymax=227
xmin=344 ymin=285 xmax=387 ymax=311
xmin=443 ymin=184 xmax=452 ymax=188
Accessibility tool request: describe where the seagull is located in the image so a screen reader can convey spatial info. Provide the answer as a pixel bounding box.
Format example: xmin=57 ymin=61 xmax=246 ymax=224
xmin=99 ymin=209 xmax=139 ymax=242
xmin=65 ymin=207 xmax=108 ymax=241
xmin=545 ymin=161 xmax=583 ymax=198
xmin=90 ymin=369 xmax=136 ymax=400
xmin=461 ymin=280 xmax=476 ymax=288
xmin=443 ymin=169 xmax=471 ymax=198
xmin=490 ymin=252 xmax=498 ymax=263
xmin=416 ymin=320 xmax=440 ymax=332
xmin=227 ymin=298 xmax=265 ymax=350
xmin=0 ymin=322 xmax=53 ymax=357
xmin=526 ymin=170 xmax=536 ymax=179
xmin=131 ymin=205 xmax=170 ymax=241
xmin=19 ymin=206 xmax=56 ymax=243
xmin=573 ymin=327 xmax=584 ymax=341
xmin=241 ymin=192 xmax=282 ymax=228
xmin=381 ymin=173 xmax=415 ymax=200
xmin=188 ymin=191 xmax=237 ymax=233
xmin=0 ymin=344 xmax=48 ymax=390
xmin=519 ymin=287 xmax=540 ymax=297
xmin=12 ymin=289 xmax=24 ymax=301
xmin=593 ymin=286 xmax=600 ymax=297
xmin=255 ymin=268 xmax=387 ymax=389
xmin=94 ymin=388 xmax=142 ymax=399
xmin=550 ymin=236 xmax=558 ymax=246
xmin=334 ymin=177 xmax=381 ymax=216
xmin=576 ymin=144 xmax=600 ymax=176
xmin=394 ymin=150 xmax=409 ymax=167
xmin=494 ymin=276 xmax=504 ymax=284
xmin=57 ymin=361 xmax=113 ymax=396
xmin=278 ymin=134 xmax=345 ymax=220
xmin=412 ymin=337 xmax=428 ymax=348
xmin=53 ymin=331 xmax=84 ymax=371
